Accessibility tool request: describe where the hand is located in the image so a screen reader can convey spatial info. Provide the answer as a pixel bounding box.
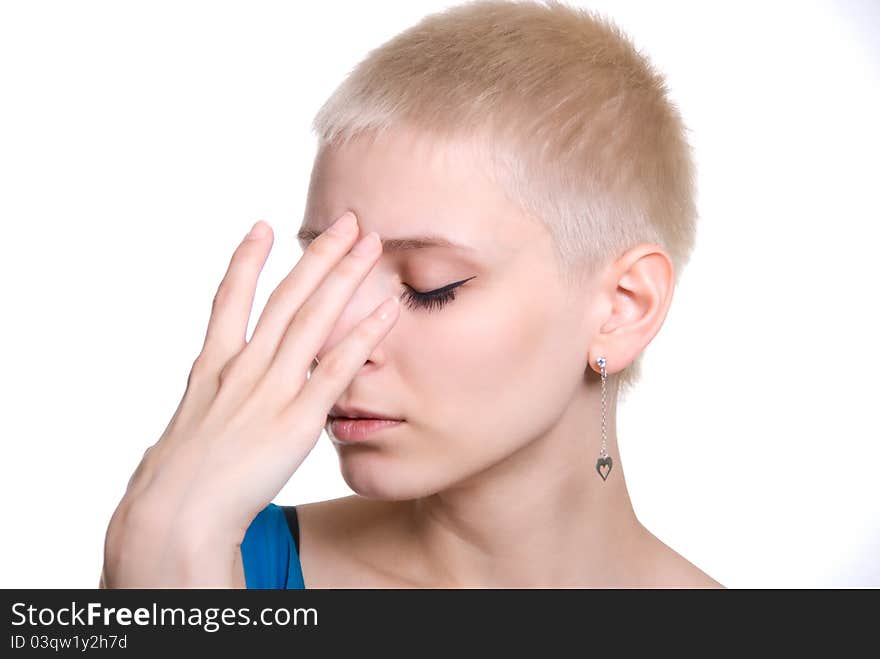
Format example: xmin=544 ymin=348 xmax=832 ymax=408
xmin=101 ymin=211 xmax=399 ymax=587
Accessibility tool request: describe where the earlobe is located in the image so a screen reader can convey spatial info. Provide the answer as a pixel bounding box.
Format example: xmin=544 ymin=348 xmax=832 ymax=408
xmin=588 ymin=353 xmax=609 ymax=375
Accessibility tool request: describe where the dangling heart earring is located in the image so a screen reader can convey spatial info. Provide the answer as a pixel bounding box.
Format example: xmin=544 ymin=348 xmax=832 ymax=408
xmin=595 ymin=356 xmax=612 ymax=482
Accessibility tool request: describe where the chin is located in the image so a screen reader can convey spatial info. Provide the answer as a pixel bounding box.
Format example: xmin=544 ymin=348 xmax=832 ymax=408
xmin=337 ymin=454 xmax=447 ymax=501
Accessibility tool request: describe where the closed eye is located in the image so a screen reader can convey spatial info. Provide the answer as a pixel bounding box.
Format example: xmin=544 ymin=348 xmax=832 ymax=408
xmin=401 ymin=276 xmax=477 ymax=313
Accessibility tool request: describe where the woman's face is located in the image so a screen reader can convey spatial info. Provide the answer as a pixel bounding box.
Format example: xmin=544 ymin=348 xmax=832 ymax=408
xmin=302 ymin=127 xmax=598 ymax=500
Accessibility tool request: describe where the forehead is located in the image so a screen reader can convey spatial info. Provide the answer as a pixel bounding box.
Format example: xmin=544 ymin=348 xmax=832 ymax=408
xmin=302 ymin=127 xmax=542 ymax=259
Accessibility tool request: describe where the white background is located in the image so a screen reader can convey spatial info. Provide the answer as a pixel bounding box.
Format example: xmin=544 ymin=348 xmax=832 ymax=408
xmin=1 ymin=0 xmax=877 ymax=588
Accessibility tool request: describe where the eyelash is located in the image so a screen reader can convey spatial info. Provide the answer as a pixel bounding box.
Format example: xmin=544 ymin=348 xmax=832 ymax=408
xmin=400 ymin=276 xmax=476 ymax=313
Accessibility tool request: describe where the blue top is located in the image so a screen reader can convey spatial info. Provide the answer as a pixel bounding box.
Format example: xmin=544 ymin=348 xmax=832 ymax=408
xmin=240 ymin=503 xmax=306 ymax=589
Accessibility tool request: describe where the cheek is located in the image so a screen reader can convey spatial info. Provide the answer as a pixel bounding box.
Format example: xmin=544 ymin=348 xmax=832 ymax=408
xmin=409 ymin=286 xmax=566 ymax=425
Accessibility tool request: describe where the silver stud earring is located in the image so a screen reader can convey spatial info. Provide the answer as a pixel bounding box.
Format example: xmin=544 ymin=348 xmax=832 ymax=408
xmin=595 ymin=356 xmax=612 ymax=482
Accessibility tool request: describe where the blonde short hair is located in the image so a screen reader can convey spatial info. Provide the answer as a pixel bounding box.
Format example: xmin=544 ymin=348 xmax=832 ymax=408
xmin=311 ymin=0 xmax=699 ymax=400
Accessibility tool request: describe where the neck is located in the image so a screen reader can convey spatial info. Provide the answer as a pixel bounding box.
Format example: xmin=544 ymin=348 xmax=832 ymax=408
xmin=403 ymin=389 xmax=648 ymax=587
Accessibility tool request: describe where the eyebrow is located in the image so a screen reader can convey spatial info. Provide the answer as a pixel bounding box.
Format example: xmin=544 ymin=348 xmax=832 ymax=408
xmin=297 ymin=227 xmax=476 ymax=253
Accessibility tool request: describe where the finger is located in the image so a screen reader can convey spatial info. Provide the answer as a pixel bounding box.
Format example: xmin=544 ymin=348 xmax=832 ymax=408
xmin=279 ymin=294 xmax=401 ymax=430
xmin=198 ymin=220 xmax=274 ymax=370
xmin=253 ymin=228 xmax=384 ymax=406
xmin=240 ymin=211 xmax=361 ymax=375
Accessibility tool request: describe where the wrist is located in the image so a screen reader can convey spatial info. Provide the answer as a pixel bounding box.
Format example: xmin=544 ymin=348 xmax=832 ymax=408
xmin=171 ymin=509 xmax=241 ymax=588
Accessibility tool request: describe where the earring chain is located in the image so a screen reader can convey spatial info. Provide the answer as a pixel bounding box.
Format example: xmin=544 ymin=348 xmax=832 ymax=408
xmin=597 ymin=356 xmax=607 ymax=459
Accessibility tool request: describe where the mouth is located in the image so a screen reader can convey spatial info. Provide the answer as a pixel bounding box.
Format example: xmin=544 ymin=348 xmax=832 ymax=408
xmin=328 ymin=415 xmax=404 ymax=422
xmin=327 ymin=417 xmax=405 ymax=442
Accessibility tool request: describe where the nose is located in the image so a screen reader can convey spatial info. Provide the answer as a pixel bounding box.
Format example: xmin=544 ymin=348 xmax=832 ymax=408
xmin=312 ymin=271 xmax=394 ymax=365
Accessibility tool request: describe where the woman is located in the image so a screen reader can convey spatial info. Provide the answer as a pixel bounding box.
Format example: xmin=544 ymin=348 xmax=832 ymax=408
xmin=101 ymin=0 xmax=723 ymax=589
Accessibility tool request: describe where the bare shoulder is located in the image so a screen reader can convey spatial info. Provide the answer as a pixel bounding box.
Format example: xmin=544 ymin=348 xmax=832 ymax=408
xmin=295 ymin=494 xmax=383 ymax=533
xmin=293 ymin=495 xmax=416 ymax=588
xmin=636 ymin=526 xmax=726 ymax=589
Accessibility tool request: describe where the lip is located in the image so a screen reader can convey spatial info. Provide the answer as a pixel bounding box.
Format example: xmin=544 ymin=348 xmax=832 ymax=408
xmin=329 ymin=404 xmax=402 ymax=420
xmin=328 ymin=417 xmax=404 ymax=442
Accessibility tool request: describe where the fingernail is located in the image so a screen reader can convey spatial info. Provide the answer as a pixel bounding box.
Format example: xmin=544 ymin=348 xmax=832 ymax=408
xmin=327 ymin=211 xmax=357 ymax=237
xmin=352 ymin=231 xmax=380 ymax=256
xmin=378 ymin=295 xmax=400 ymax=321
xmin=245 ymin=220 xmax=269 ymax=240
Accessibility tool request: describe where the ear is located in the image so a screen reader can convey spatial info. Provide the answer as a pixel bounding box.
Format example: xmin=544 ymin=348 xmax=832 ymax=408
xmin=589 ymin=244 xmax=675 ymax=374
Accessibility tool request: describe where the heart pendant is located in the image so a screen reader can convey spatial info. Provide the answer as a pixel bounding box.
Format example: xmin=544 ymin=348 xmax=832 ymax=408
xmin=596 ymin=456 xmax=613 ymax=481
